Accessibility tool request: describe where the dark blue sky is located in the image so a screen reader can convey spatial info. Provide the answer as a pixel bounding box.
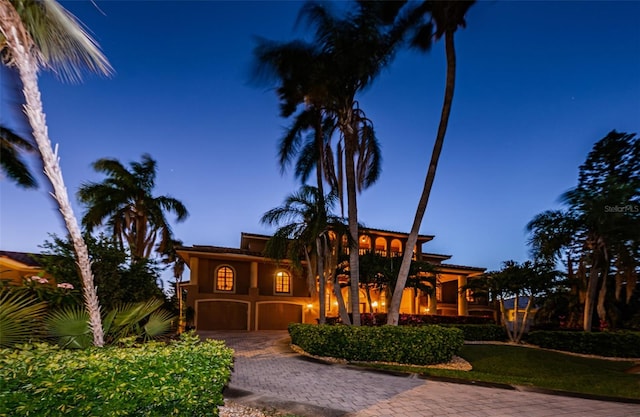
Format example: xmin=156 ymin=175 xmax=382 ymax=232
xmin=1 ymin=0 xmax=639 ymax=274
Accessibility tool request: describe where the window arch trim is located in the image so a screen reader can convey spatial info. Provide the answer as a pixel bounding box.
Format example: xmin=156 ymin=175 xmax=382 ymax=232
xmin=214 ymin=265 xmax=236 ymax=293
xmin=274 ymin=270 xmax=292 ymax=295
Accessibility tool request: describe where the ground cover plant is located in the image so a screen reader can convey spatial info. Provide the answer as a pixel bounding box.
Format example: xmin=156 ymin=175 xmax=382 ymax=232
xmin=355 ymin=343 xmax=640 ymax=400
xmin=0 ymin=332 xmax=234 ymax=416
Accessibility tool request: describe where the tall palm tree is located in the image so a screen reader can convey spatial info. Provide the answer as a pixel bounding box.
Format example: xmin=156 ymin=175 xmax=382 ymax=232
xmin=261 ymin=185 xmax=348 ymax=324
xmin=388 ymin=0 xmax=475 ymax=325
xmin=0 ymin=0 xmax=112 ymax=346
xmin=277 ymin=1 xmax=408 ymax=325
xmin=0 ymin=125 xmax=37 ymax=188
xmin=77 ymin=154 xmax=189 ymax=262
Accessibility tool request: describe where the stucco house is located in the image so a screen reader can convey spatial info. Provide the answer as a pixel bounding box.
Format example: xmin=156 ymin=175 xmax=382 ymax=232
xmin=177 ymin=227 xmax=491 ymax=331
xmin=0 ymin=250 xmax=51 ymax=285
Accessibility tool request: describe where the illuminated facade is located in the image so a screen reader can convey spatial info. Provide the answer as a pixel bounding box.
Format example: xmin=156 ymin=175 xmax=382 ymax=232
xmin=177 ymin=228 xmax=491 ymax=331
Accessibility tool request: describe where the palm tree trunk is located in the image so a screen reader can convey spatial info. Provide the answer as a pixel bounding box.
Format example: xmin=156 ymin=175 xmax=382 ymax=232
xmin=324 ymin=236 xmax=350 ymax=324
xmin=626 ymin=269 xmax=637 ymax=304
xmin=499 ymin=298 xmax=514 ymax=342
xmin=513 ymin=295 xmax=520 ymax=340
xmin=388 ymin=30 xmax=457 ymax=325
xmin=344 ymin=127 xmax=361 ymax=326
xmin=515 ymin=296 xmax=535 ymax=343
xmin=0 ymin=10 xmax=104 ymax=346
xmin=316 ymin=237 xmax=326 ymax=324
xmin=596 ymin=268 xmax=608 ymax=328
xmin=583 ymin=265 xmax=599 ymax=332
xmin=315 ymin=114 xmax=327 ymax=324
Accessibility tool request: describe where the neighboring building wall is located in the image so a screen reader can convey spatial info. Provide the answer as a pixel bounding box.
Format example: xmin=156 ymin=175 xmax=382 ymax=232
xmin=0 ymin=251 xmax=51 ymax=285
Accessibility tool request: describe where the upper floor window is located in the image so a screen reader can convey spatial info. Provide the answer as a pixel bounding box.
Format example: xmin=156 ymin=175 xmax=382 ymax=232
xmin=390 ymin=239 xmax=402 ymax=257
xmin=215 ymin=266 xmax=235 ymax=292
xmin=275 ymin=270 xmax=291 ymax=295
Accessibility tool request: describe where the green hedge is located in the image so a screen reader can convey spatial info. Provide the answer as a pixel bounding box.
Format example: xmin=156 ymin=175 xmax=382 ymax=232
xmin=442 ymin=324 xmax=506 ymax=341
xmin=289 ymin=323 xmax=463 ymax=365
xmin=0 ymin=332 xmax=233 ymax=416
xmin=526 ymin=330 xmax=640 ymax=358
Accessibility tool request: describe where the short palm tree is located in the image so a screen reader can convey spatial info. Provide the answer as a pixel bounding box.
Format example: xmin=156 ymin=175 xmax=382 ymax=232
xmin=0 ymin=0 xmax=113 ymax=346
xmin=161 ymin=238 xmax=186 ymax=333
xmin=261 ymin=185 xmax=347 ymax=324
xmin=45 ymin=298 xmax=174 ymax=349
xmin=0 ymin=125 xmax=37 ymax=188
xmin=77 ymin=154 xmax=189 ymax=262
xmin=388 ymin=0 xmax=476 ymax=325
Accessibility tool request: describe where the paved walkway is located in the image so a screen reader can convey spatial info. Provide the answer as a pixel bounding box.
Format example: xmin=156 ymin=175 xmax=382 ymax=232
xmin=200 ymin=331 xmax=640 ymax=417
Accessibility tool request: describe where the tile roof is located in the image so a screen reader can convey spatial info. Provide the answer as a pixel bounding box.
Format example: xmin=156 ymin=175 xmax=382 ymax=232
xmin=181 ymin=245 xmax=264 ymax=258
xmin=439 ymin=263 xmax=486 ymax=273
xmin=0 ymin=250 xmax=43 ymax=267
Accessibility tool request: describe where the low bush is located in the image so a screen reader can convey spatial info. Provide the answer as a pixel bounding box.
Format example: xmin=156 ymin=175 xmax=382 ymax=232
xmin=289 ymin=323 xmax=463 ymax=365
xmin=0 ymin=332 xmax=234 ymax=416
xmin=441 ymin=324 xmax=506 ymax=341
xmin=526 ymin=330 xmax=640 ymax=358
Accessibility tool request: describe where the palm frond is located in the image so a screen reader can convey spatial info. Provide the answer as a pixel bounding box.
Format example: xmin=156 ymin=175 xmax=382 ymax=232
xmin=0 ymin=290 xmax=47 ymax=347
xmin=44 ymin=304 xmax=92 ymax=349
xmin=142 ymin=308 xmax=175 ymax=340
xmin=9 ymin=0 xmax=113 ymax=82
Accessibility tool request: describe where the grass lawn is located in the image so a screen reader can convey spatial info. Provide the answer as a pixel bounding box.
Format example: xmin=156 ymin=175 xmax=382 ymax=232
xmin=357 ymin=344 xmax=640 ymax=400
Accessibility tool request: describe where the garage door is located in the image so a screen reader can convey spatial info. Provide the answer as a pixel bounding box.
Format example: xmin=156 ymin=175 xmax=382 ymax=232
xmin=197 ymin=300 xmax=248 ymax=330
xmin=257 ymin=303 xmax=303 ymax=330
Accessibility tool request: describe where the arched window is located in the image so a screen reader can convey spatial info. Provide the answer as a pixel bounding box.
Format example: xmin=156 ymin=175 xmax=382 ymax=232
xmin=215 ymin=266 xmax=235 ymax=292
xmin=359 ymin=235 xmax=371 ymax=255
xmin=275 ymin=270 xmax=292 ymax=294
xmin=375 ymin=237 xmax=387 ymax=257
xmin=390 ymin=239 xmax=402 ymax=257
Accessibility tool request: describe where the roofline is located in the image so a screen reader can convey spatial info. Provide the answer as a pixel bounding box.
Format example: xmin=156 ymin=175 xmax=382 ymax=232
xmin=242 ymin=228 xmax=435 ymax=242
xmin=436 ymin=263 xmax=486 ymax=276
xmin=176 ymin=246 xmax=297 ymax=265
xmin=359 ymin=226 xmax=434 ymax=241
xmin=422 ymin=252 xmax=452 ymax=260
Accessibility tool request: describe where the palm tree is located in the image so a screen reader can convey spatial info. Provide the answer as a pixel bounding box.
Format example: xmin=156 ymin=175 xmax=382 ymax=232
xmin=0 ymin=125 xmax=37 ymax=188
xmin=388 ymin=0 xmax=476 ymax=326
xmin=527 ymin=209 xmax=584 ymax=327
xmin=0 ymin=0 xmax=113 ymax=346
xmin=161 ymin=238 xmax=186 ymax=333
xmin=261 ymin=185 xmax=348 ymax=324
xmin=280 ymin=1 xmax=409 ymax=325
xmin=561 ymin=132 xmax=639 ymax=331
xmin=77 ymin=154 xmax=189 ymax=262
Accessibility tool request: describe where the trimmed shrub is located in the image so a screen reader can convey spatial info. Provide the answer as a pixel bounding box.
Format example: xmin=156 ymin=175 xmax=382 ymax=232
xmin=289 ymin=323 xmax=463 ymax=365
xmin=0 ymin=332 xmax=233 ymax=416
xmin=327 ymin=313 xmax=495 ymax=326
xmin=526 ymin=330 xmax=640 ymax=358
xmin=442 ymin=324 xmax=507 ymax=341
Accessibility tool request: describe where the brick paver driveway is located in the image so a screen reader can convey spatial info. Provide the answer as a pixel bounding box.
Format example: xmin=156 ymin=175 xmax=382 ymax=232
xmin=200 ymin=331 xmax=639 ymax=417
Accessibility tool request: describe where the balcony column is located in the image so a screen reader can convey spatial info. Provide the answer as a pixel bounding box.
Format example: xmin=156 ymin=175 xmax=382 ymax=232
xmin=249 ymin=261 xmax=259 ymax=296
xmin=457 ymin=275 xmax=468 ymax=316
xmin=189 ymin=257 xmax=199 ymax=286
